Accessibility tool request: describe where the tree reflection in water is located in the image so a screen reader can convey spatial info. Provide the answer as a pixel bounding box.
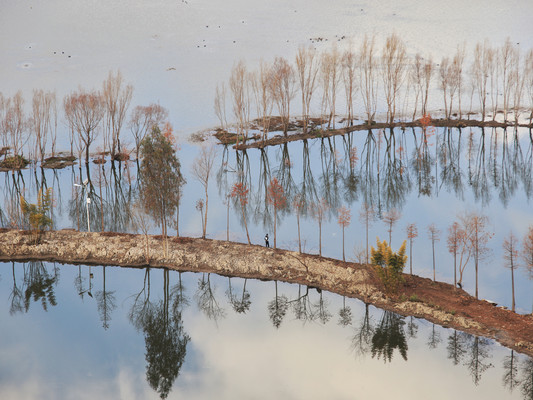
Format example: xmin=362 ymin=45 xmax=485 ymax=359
xmin=195 ymin=272 xmax=225 ymax=323
xmin=268 ymin=280 xmax=288 ymax=328
xmin=371 ymin=310 xmax=408 ymax=362
xmin=226 ymin=277 xmax=251 ymax=314
xmin=23 ymin=260 xmax=58 ymax=312
xmin=143 ymin=270 xmax=189 ymax=399
xmin=2 ymin=263 xmax=533 ymax=397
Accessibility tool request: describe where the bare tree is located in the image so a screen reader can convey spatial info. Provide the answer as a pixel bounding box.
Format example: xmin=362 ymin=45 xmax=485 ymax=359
xmin=64 ymin=89 xmax=105 ymax=163
xmin=406 ymin=223 xmax=418 ymax=275
xmin=502 ymin=231 xmax=519 ymax=312
xmin=427 ymin=223 xmax=441 ymax=281
xmin=410 ymin=53 xmax=423 ymax=121
xmin=292 ymin=194 xmax=304 ymax=253
xmin=488 ymin=45 xmax=499 ymax=121
xmin=269 ymin=57 xmax=296 ymax=136
xmin=129 ymin=103 xmax=168 ymax=157
xmin=459 ymin=211 xmax=492 ymax=299
xmin=337 ymin=206 xmax=351 ymax=262
xmin=381 ymin=33 xmax=407 ymax=124
xmin=312 ymin=198 xmax=329 ymax=257
xmin=251 ymin=60 xmax=274 ymax=140
xmin=229 ymin=60 xmax=251 ymax=141
xmin=471 ymin=40 xmax=492 ymax=121
xmin=30 ymin=89 xmax=57 ymax=162
xmin=359 ymin=34 xmax=378 ymax=125
xmin=3 ymin=91 xmax=27 ymax=158
xmin=191 ymin=144 xmax=218 ymax=239
xmin=295 ymin=46 xmax=319 ymax=133
xmin=452 ymin=44 xmax=466 ymax=119
xmin=500 ymin=38 xmax=518 ymax=122
xmin=102 ymin=70 xmax=133 ymax=158
xmin=359 ymin=202 xmax=376 ymax=264
xmin=525 ymin=49 xmax=533 ymax=125
xmin=522 ymin=225 xmax=533 ymax=313
xmin=320 ymin=47 xmax=341 ymax=129
xmin=382 ymin=208 xmax=401 ymax=245
xmin=342 ymin=48 xmax=358 ymax=127
xmin=439 ymin=57 xmax=452 ymax=119
xmin=447 ymin=221 xmax=461 ymax=288
xmin=510 ymin=48 xmax=525 ymax=125
xmin=214 ymin=82 xmax=228 ymax=131
xmin=421 ymin=56 xmax=434 ymax=117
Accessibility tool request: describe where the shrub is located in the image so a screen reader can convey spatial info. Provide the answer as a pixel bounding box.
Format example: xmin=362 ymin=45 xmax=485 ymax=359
xmin=20 ymin=188 xmax=53 ymax=243
xmin=371 ymin=238 xmax=407 ymax=294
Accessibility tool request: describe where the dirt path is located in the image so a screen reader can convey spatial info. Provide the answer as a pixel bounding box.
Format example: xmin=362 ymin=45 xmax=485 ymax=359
xmin=1 ymin=228 xmax=532 ymax=357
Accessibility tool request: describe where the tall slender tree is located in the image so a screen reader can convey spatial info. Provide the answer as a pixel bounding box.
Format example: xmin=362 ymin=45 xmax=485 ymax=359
xmin=139 ymin=126 xmax=184 ymax=256
xmin=405 ymin=223 xmax=418 ymax=275
xmin=191 ymin=145 xmax=218 ymax=239
xmin=502 ymin=232 xmax=519 ymax=312
xmin=337 ymin=206 xmax=351 ymax=262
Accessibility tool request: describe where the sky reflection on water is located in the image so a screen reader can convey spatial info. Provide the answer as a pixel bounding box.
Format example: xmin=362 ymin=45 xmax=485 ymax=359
xmin=0 ymin=261 xmax=532 ymax=399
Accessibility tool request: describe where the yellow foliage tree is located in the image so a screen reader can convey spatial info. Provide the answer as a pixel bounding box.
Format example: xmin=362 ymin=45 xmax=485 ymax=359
xmin=371 ymin=238 xmax=407 ymax=294
xmin=20 ymin=188 xmax=53 ymax=243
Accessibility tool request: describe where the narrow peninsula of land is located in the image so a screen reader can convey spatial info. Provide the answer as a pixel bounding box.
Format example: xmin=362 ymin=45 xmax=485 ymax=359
xmin=1 ymin=228 xmax=531 ymax=357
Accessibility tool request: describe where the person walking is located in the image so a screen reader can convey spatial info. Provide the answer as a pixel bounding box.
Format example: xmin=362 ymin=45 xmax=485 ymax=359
xmin=264 ymin=233 xmax=270 ymax=248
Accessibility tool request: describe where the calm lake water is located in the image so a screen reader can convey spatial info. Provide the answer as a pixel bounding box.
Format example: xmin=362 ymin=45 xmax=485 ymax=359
xmin=1 ymin=260 xmax=532 ymax=400
xmin=1 ymin=125 xmax=532 ymax=399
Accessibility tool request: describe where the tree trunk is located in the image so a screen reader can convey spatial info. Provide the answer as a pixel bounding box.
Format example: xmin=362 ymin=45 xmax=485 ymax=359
xmin=297 ymin=212 xmax=301 ymax=253
xmin=273 ymin=207 xmax=277 ymax=249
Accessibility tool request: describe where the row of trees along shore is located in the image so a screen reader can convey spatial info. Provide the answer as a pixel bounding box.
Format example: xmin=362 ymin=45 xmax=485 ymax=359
xmin=215 ymin=34 xmax=533 ymax=142
xmin=0 ymin=70 xmax=169 ymax=167
xmin=2 ymin=35 xmax=533 ymax=166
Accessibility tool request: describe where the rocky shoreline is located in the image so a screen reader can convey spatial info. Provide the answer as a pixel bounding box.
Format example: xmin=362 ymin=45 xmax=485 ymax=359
xmin=1 ymin=228 xmax=532 ymax=357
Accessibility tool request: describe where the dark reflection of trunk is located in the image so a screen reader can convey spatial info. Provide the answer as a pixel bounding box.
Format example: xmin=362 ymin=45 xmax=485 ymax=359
xmin=194 ymin=273 xmax=225 ymax=323
xmin=75 ymin=265 xmax=93 ymax=300
xmin=268 ymin=280 xmax=288 ymax=329
xmin=382 ymin=128 xmax=409 ymax=210
xmin=440 ymin=127 xmax=465 ymax=199
xmin=519 ymin=356 xmax=533 ymax=399
xmin=314 ymin=291 xmax=331 ymax=325
xmin=350 ymin=303 xmax=374 ymax=357
xmin=359 ymin=130 xmax=378 ymax=210
xmin=464 ymin=335 xmax=494 ymax=386
xmin=502 ymin=349 xmax=520 ymax=394
xmin=254 ymin=147 xmax=272 ymax=227
xmin=426 ymin=322 xmax=442 ymax=349
xmin=291 ymin=284 xmax=314 ymax=322
xmin=411 ymin=126 xmax=434 ymax=197
xmin=129 ymin=268 xmax=154 ymax=330
xmin=95 ymin=266 xmax=116 ymax=330
xmin=338 ymin=296 xmax=352 ymax=327
xmin=23 ymin=261 xmax=58 ymax=312
xmin=447 ymin=329 xmax=468 ymax=366
xmin=469 ymin=127 xmax=491 ymax=206
xmin=299 ymin=140 xmax=318 ymax=212
xmin=371 ymin=310 xmax=408 ymax=362
xmin=9 ymin=262 xmax=24 ymax=315
xmin=406 ymin=316 xmax=418 ymax=339
xmin=319 ymin=137 xmax=341 ymax=214
xmin=341 ymin=133 xmax=360 ymax=205
xmin=142 ymin=269 xmax=189 ymax=400
xmin=226 ymin=277 xmax=251 ymax=314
